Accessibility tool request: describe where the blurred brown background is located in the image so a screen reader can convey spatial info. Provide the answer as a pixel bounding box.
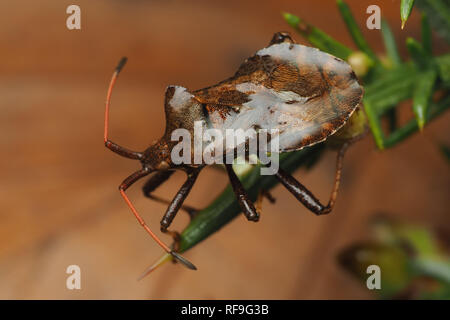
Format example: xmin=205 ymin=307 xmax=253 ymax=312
xmin=0 ymin=0 xmax=448 ymax=299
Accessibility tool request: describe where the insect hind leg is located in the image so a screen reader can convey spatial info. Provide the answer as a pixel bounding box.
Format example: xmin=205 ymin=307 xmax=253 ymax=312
xmin=273 ymin=142 xmax=350 ymax=215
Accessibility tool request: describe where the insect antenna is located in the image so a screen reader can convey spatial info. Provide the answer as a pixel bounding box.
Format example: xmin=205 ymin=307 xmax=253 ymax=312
xmin=104 ymin=58 xmax=197 ymax=272
xmin=104 ymin=57 xmax=143 ymax=160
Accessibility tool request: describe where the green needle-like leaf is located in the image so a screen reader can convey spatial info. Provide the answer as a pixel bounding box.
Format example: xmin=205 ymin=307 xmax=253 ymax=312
xmin=368 ymin=74 xmax=417 ymax=114
xmin=379 ymin=17 xmax=405 ymax=133
xmin=363 ymin=99 xmax=385 ymax=150
xmin=406 ymin=37 xmax=429 ymax=69
xmin=436 ymin=54 xmax=450 ymax=86
xmin=282 ymin=12 xmax=353 ymax=60
xmin=337 ymin=0 xmax=377 ymax=62
xmin=381 ymin=19 xmax=402 ymax=67
xmin=421 ymin=13 xmax=432 ymax=55
xmin=385 ymin=93 xmax=450 ymax=148
xmin=364 ymin=63 xmax=417 ymax=114
xmin=401 ymin=0 xmax=416 ymax=29
xmin=416 ymin=0 xmax=450 ymax=43
xmin=412 ymin=68 xmax=438 ymax=130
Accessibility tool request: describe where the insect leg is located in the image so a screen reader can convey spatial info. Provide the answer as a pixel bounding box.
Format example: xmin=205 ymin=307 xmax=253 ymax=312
xmin=165 ymin=230 xmax=183 ymax=264
xmin=274 ymin=143 xmax=349 ymax=215
xmin=262 ymin=190 xmax=276 ymax=203
xmin=143 ymin=171 xmax=198 ymax=219
xmin=255 ymin=189 xmax=276 ymax=213
xmin=119 ymin=168 xmax=197 ymax=270
xmin=269 ymin=32 xmax=296 ymax=45
xmin=160 ymin=168 xmax=201 ymax=232
xmin=104 ymin=57 xmax=144 ymax=160
xmin=225 ymin=164 xmax=259 ymax=222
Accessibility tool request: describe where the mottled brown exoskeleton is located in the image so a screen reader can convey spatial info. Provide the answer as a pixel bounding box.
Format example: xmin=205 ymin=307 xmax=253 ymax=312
xmin=103 ymin=32 xmax=363 ymax=270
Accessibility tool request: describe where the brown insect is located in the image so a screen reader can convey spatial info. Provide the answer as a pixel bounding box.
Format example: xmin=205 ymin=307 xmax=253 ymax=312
xmin=103 ymin=32 xmax=363 ymax=270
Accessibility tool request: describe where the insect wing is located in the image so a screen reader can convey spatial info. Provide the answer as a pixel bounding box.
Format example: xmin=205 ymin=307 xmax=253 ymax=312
xmin=194 ymin=42 xmax=363 ymax=153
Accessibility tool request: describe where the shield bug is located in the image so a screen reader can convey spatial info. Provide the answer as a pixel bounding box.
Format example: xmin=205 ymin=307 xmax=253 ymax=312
xmin=103 ymin=32 xmax=363 ymax=270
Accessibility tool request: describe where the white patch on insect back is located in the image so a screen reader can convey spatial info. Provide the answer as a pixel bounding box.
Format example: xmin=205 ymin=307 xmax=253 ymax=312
xmin=236 ymin=82 xmax=309 ymax=109
xmin=257 ymin=42 xmax=313 ymax=62
xmin=167 ymin=86 xmax=193 ymax=111
xmin=205 ymin=82 xmax=339 ymax=152
xmin=202 ymin=82 xmax=310 ymax=151
xmin=257 ymin=42 xmax=350 ymax=79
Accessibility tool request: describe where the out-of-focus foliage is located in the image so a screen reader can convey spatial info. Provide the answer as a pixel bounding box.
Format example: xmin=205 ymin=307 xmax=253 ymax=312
xmin=415 ymin=0 xmax=450 ymax=43
xmin=338 ymin=216 xmax=450 ymax=299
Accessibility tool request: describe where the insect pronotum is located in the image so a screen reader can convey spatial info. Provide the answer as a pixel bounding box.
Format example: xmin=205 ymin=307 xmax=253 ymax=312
xmin=103 ymin=32 xmax=363 ymax=271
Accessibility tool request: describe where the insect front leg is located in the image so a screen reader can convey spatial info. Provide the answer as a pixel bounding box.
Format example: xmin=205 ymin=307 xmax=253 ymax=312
xmin=142 ymin=171 xmax=198 ymax=219
xmin=225 ymin=164 xmax=260 ymax=222
xmin=274 ymin=143 xmax=349 ymax=215
xmin=160 ymin=168 xmax=202 ymax=232
xmin=118 ymin=168 xmax=197 ymax=270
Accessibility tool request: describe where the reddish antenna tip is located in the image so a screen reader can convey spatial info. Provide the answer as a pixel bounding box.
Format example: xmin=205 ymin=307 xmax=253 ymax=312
xmin=115 ymin=57 xmax=128 ymax=74
xmin=171 ymin=251 xmax=197 ymax=270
